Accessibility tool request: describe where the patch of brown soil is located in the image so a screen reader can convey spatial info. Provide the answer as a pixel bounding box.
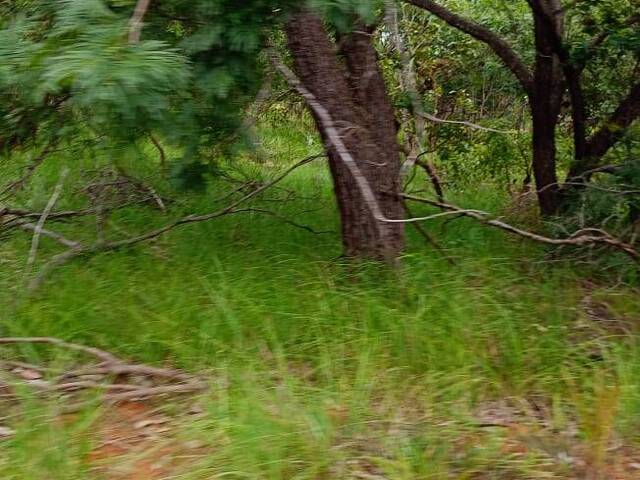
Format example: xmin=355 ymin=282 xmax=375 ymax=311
xmin=87 ymin=401 xmax=206 ymax=480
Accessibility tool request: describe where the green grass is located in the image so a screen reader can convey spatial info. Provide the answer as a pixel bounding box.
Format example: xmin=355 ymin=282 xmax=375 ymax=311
xmin=1 ymin=123 xmax=639 ymax=478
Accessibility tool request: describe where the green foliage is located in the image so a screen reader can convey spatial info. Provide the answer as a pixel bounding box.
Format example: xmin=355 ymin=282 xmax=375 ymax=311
xmin=309 ymin=0 xmax=383 ymax=31
xmin=0 ymin=0 xmax=294 ymax=157
xmin=1 ymin=0 xmax=190 ymax=150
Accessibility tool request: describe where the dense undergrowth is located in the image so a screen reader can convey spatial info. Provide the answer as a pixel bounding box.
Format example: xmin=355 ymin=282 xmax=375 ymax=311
xmin=1 ymin=123 xmax=639 ymax=479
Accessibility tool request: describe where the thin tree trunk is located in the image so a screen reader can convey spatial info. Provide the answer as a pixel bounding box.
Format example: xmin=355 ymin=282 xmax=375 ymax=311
xmin=285 ymin=11 xmax=405 ymax=260
xmin=530 ymin=103 xmax=560 ymax=215
xmin=529 ymin=4 xmax=563 ymax=215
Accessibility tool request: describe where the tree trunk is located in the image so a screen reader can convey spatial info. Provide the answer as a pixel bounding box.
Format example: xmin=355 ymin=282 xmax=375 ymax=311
xmin=529 ymin=5 xmax=563 ymax=216
xmin=530 ymin=101 xmax=560 ymax=215
xmin=285 ymin=11 xmax=405 ymax=261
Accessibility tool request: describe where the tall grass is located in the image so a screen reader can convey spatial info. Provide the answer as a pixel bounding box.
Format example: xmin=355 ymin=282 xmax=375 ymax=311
xmin=0 ymin=122 xmax=639 ymax=478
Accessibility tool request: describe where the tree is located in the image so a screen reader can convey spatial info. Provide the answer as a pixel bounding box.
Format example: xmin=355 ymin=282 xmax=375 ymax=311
xmin=283 ymin=9 xmax=405 ymax=260
xmin=1 ymin=0 xmax=406 ymax=261
xmin=404 ymin=0 xmax=640 ymax=215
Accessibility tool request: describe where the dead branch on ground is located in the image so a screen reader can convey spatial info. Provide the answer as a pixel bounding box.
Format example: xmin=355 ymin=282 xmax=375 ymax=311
xmin=25 ymin=168 xmax=69 ymax=274
xmin=402 ymin=193 xmax=640 ymax=262
xmin=0 ymin=337 xmax=206 ymax=404
xmin=18 ymin=153 xmax=325 ymax=290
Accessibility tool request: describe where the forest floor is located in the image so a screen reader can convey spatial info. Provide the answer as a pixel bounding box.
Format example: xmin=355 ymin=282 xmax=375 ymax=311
xmin=1 ymin=125 xmax=639 ymax=479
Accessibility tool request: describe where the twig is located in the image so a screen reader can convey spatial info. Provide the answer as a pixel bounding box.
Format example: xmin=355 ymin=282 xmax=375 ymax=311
xmin=415 ymin=156 xmax=444 ymax=202
xmin=403 ymin=202 xmax=456 ymax=264
xmin=87 ymin=153 xmax=325 ymax=249
xmin=401 ymin=194 xmax=640 ymax=262
xmin=418 ymin=112 xmax=516 ymax=134
xmin=562 ymin=182 xmax=640 ymax=196
xmin=28 ymin=248 xmax=84 ymax=291
xmin=0 ymin=360 xmax=48 ymax=373
xmin=104 ymin=383 xmax=206 ymax=402
xmin=149 ymin=133 xmax=167 ymax=176
xmin=57 ymin=363 xmax=194 ymax=384
xmin=383 ymin=208 xmax=485 ymax=224
xmin=0 ymin=337 xmax=120 ymax=364
xmin=1 ymin=207 xmax=88 ymax=221
xmin=235 ymin=208 xmax=334 ymax=235
xmin=17 ymin=222 xmax=81 ymax=249
xmin=25 ymin=168 xmax=69 ymax=274
xmin=211 ymin=182 xmax=256 ymax=204
xmin=53 ymin=382 xmax=141 ymax=393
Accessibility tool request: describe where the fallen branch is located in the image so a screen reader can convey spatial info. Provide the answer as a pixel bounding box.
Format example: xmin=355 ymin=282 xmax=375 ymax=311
xmin=0 ymin=337 xmax=120 ymax=364
xmin=17 ymin=222 xmax=81 ymax=249
xmin=26 ymin=153 xmax=325 ymax=290
xmin=26 ymin=168 xmax=69 ymax=273
xmin=0 ymin=337 xmax=207 ymax=404
xmin=1 ymin=207 xmax=88 ymax=222
xmin=401 ymin=194 xmax=640 ymax=262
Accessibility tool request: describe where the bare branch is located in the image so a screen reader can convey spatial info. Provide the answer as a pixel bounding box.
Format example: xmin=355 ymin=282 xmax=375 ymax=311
xmin=1 ymin=337 xmax=207 ymax=404
xmin=1 ymin=208 xmax=88 ymax=221
xmin=0 ymin=337 xmax=120 ymax=364
xmin=26 ymin=168 xmax=69 ymax=272
xmin=402 ymin=194 xmax=640 ymax=262
xmin=17 ymin=222 xmax=81 ymax=249
xmin=104 ymin=383 xmax=206 ymax=402
xmin=419 ymin=112 xmax=517 ymax=134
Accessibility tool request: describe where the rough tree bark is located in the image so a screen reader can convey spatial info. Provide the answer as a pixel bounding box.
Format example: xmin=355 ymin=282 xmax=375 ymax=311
xmin=285 ymin=11 xmax=405 ymax=260
xmin=529 ymin=1 xmax=564 ymax=215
